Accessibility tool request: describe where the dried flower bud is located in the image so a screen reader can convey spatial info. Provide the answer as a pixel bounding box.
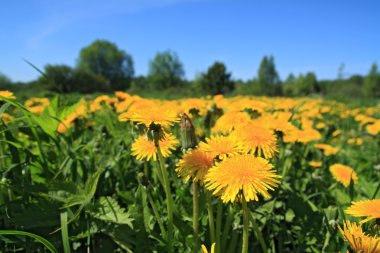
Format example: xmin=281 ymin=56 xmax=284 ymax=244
xmin=180 ymin=113 xmax=198 ymax=149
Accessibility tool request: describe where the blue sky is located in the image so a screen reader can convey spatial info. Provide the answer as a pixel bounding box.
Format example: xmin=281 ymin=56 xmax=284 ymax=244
xmin=1 ymin=0 xmax=379 ymax=82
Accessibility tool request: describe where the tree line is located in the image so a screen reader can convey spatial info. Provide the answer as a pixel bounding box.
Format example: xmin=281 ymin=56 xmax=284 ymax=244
xmin=1 ymin=39 xmax=379 ymax=98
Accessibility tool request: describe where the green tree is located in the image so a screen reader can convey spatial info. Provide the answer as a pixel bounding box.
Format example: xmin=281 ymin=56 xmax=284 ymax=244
xmin=257 ymin=56 xmax=281 ymax=95
xmin=0 ymin=72 xmax=12 ymax=90
xmin=291 ymin=72 xmax=319 ymax=96
xmin=39 ymin=64 xmax=108 ymax=93
xmin=198 ymin=61 xmax=234 ymax=95
xmin=363 ymin=63 xmax=380 ymax=98
xmin=148 ymin=50 xmax=185 ymax=89
xmin=39 ymin=64 xmax=74 ymax=92
xmin=283 ymin=73 xmax=296 ymax=96
xmin=77 ymin=40 xmax=134 ymax=91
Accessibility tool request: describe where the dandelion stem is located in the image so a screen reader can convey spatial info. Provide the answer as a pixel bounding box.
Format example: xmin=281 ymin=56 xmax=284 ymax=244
xmin=215 ymin=200 xmax=222 ymax=253
xmin=242 ymin=197 xmax=249 ymax=253
xmin=147 ymin=190 xmax=167 ymax=239
xmin=206 ymin=191 xmax=216 ymax=243
xmin=192 ymin=181 xmax=199 ymax=253
xmin=249 ymin=211 xmax=268 ymax=253
xmin=221 ymin=205 xmax=234 ymax=251
xmin=156 ymin=146 xmax=174 ymax=253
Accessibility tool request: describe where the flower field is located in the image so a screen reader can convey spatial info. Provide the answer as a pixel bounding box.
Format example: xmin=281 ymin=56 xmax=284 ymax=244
xmin=0 ymin=90 xmax=380 ymax=253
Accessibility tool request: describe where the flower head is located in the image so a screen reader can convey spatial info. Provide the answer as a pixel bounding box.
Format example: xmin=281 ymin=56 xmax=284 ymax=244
xmin=131 ymin=133 xmax=179 ymax=161
xmin=315 ymin=143 xmax=339 ymax=156
xmin=127 ymin=106 xmax=179 ymax=128
xmin=0 ymin=90 xmax=15 ymax=100
xmin=204 ymin=155 xmax=281 ymax=203
xmin=198 ymin=135 xmax=243 ymax=160
xmin=201 ymin=243 xmax=215 ymax=253
xmin=309 ymin=161 xmax=322 ymax=168
xmin=176 ymin=149 xmax=214 ymax=183
xmin=232 ymin=123 xmax=278 ymax=158
xmin=346 ymin=199 xmax=380 ymax=223
xmin=338 ymin=220 xmax=380 ymax=253
xmin=211 ymin=111 xmax=251 ymax=134
xmin=329 ymin=163 xmax=358 ymax=187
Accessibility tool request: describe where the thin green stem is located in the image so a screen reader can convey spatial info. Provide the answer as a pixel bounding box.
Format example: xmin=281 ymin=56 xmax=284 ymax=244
xmin=192 ymin=182 xmax=199 ymax=253
xmin=206 ymin=191 xmax=216 ymax=243
xmin=221 ymin=205 xmax=234 ymax=251
xmin=249 ymin=212 xmax=268 ymax=253
xmin=147 ymin=190 xmax=167 ymax=239
xmin=215 ymin=200 xmax=222 ymax=253
xmin=242 ymin=197 xmax=249 ymax=253
xmin=372 ymin=181 xmax=380 ymax=199
xmin=156 ymin=146 xmax=174 ymax=253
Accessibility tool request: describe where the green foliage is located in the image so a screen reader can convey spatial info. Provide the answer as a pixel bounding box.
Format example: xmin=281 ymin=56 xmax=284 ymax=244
xmin=148 ymin=50 xmax=185 ymax=89
xmin=39 ymin=64 xmax=109 ymax=93
xmin=0 ymin=72 xmax=12 ymax=90
xmin=282 ymin=72 xmax=320 ymax=97
xmin=77 ymin=39 xmax=134 ymax=91
xmin=363 ymin=63 xmax=380 ymax=98
xmin=196 ymin=61 xmax=234 ymax=95
xmin=256 ymin=55 xmax=281 ymax=95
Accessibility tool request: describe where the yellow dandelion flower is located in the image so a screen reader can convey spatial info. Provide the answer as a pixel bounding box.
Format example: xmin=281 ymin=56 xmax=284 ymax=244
xmin=367 ymin=120 xmax=380 ymax=136
xmin=211 ymin=111 xmax=251 ymax=134
xmin=232 ymin=124 xmax=278 ymax=158
xmin=283 ymin=128 xmax=322 ymax=144
xmin=0 ymin=90 xmax=15 ymax=100
xmin=198 ymin=135 xmax=243 ymax=160
xmin=131 ymin=133 xmax=178 ymax=161
xmin=332 ymin=129 xmax=341 ymax=137
xmin=348 ymin=138 xmax=363 ymax=145
xmin=338 ymin=220 xmax=380 ymax=253
xmin=176 ymin=149 xmax=214 ymax=183
xmin=309 ymin=161 xmax=322 ymax=168
xmin=329 ymin=163 xmax=358 ymax=187
xmin=1 ymin=113 xmax=13 ymax=122
xmin=346 ymin=200 xmax=380 ymax=223
xmin=57 ymin=113 xmax=79 ymax=134
xmin=128 ymin=107 xmax=179 ymax=128
xmin=204 ymin=155 xmax=281 ymax=203
xmin=316 ymin=122 xmax=326 ymax=129
xmin=315 ymin=143 xmax=339 ymax=156
xmin=201 ymin=243 xmax=215 ymax=253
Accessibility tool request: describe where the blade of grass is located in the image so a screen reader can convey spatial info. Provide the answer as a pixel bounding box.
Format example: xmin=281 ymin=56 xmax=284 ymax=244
xmin=0 ymin=230 xmax=58 ymax=253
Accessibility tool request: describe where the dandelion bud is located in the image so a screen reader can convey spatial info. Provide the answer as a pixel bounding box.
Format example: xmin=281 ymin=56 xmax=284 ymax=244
xmin=180 ymin=113 xmax=198 ymax=149
xmin=137 ymin=172 xmax=149 ymax=187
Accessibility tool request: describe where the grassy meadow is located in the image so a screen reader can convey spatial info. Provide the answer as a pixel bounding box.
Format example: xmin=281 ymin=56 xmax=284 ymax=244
xmin=0 ymin=90 xmax=379 ymax=253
